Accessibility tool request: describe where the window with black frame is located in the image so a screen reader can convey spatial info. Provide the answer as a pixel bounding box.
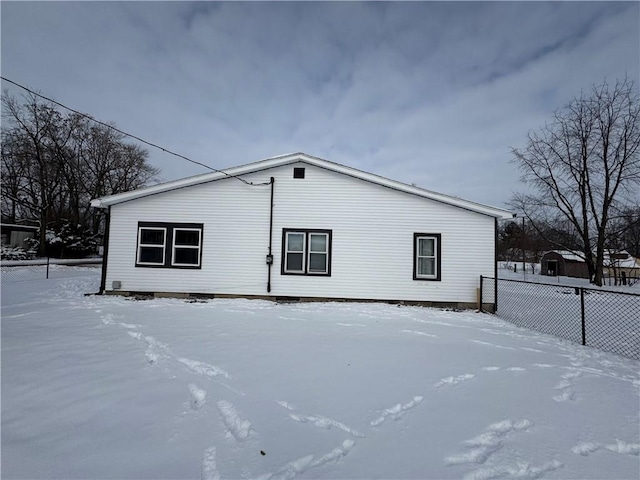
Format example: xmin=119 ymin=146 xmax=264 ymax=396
xmin=413 ymin=233 xmax=441 ymax=281
xmin=136 ymin=222 xmax=203 ymax=268
xmin=282 ymin=229 xmax=332 ymax=276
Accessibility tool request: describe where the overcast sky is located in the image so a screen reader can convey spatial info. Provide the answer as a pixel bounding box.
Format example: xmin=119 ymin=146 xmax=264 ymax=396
xmin=2 ymin=1 xmax=639 ymax=208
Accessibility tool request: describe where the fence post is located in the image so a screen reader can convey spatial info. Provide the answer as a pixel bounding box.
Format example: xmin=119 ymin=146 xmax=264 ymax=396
xmin=580 ymin=287 xmax=586 ymax=346
xmin=479 ymin=275 xmax=483 ymax=312
xmin=46 ymin=256 xmax=50 ymax=279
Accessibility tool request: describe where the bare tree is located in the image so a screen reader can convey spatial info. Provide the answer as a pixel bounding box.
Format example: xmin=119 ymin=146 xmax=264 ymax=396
xmin=1 ymin=91 xmax=159 ymax=257
xmin=511 ymin=78 xmax=640 ymax=286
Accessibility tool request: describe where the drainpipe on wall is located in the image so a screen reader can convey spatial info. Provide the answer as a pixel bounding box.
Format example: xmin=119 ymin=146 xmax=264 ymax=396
xmin=99 ymin=206 xmax=111 ymax=295
xmin=266 ymin=177 xmax=275 ymax=293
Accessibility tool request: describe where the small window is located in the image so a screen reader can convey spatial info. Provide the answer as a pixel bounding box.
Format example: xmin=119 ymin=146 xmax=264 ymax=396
xmin=282 ymin=229 xmax=331 ymax=276
xmin=414 ymin=233 xmax=441 ymax=281
xmin=137 ymin=227 xmax=166 ymax=265
xmin=293 ymin=167 xmax=305 ymax=179
xmin=136 ymin=222 xmax=203 ymax=269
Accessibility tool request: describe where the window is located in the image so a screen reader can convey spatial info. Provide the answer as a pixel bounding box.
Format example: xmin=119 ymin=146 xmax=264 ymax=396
xmin=293 ymin=167 xmax=305 ymax=179
xmin=414 ymin=233 xmax=441 ymax=281
xmin=136 ymin=222 xmax=203 ymax=268
xmin=137 ymin=227 xmax=166 ymax=265
xmin=282 ymin=229 xmax=331 ymax=276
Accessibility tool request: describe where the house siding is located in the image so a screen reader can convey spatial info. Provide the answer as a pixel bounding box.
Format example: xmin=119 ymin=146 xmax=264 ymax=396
xmin=105 ymin=162 xmax=495 ymax=303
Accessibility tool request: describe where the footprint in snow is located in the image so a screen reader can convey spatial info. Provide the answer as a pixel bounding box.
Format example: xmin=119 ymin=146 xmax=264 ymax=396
xmin=188 ymin=383 xmax=207 ymax=410
xmin=370 ymin=396 xmax=423 ymax=427
xmin=464 ymin=459 xmax=563 ymax=480
xmin=256 ymin=440 xmax=355 ymax=480
xmin=435 ymin=374 xmax=475 ymax=387
xmin=445 ymin=419 xmax=533 ymax=466
xmin=553 ymin=370 xmax=581 ymax=402
xmin=277 ymin=401 xmax=364 ymax=437
xmin=276 ymin=400 xmax=297 ymax=411
xmin=289 ymin=413 xmax=365 ymax=438
xmin=178 ymin=357 xmax=230 ymax=379
xmin=572 ymin=440 xmax=639 ymax=456
xmin=118 ymin=322 xmax=140 ymax=329
xmin=217 ymin=400 xmax=252 ymax=442
xmin=201 ymin=446 xmax=221 ymax=480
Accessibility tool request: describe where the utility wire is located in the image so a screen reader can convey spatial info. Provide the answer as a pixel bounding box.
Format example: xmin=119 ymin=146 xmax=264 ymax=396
xmin=0 ymin=76 xmax=271 ymax=186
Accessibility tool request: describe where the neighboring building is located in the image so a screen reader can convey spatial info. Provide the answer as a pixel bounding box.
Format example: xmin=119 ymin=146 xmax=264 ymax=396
xmin=540 ymin=250 xmax=590 ymax=279
xmin=603 ymin=251 xmax=640 ymax=285
xmin=90 ymin=153 xmax=513 ymax=308
xmin=541 ymin=249 xmax=640 ymax=283
xmin=0 ymin=223 xmax=38 ymax=249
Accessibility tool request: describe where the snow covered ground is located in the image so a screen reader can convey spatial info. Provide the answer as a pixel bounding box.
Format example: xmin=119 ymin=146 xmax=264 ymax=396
xmin=2 ymin=269 xmax=639 ymax=479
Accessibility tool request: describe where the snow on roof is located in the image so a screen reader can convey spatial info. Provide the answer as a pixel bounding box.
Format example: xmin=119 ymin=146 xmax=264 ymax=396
xmin=0 ymin=223 xmax=38 ymax=230
xmin=544 ymin=250 xmax=640 ymax=268
xmin=544 ymin=250 xmax=587 ymax=262
xmin=90 ymin=152 xmax=513 ymax=219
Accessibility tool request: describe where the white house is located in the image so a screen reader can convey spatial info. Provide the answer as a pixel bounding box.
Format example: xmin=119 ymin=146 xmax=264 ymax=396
xmin=90 ymin=153 xmax=513 ymax=308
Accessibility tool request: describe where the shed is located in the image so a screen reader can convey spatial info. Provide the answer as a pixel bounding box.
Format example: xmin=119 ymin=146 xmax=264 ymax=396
xmin=540 ymin=250 xmax=590 ymax=279
xmin=90 ymin=153 xmax=513 ymax=308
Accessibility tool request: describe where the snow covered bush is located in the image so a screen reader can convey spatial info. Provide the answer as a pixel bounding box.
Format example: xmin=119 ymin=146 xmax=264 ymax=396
xmin=25 ymin=223 xmax=99 ymax=259
xmin=1 ymin=246 xmax=35 ymax=261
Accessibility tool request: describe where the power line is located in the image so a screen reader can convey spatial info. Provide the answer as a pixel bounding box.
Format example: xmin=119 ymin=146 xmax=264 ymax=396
xmin=0 ymin=76 xmax=271 ymax=186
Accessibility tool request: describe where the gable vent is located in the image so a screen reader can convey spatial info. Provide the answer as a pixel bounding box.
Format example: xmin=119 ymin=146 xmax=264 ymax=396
xmin=293 ymin=167 xmax=305 ymax=179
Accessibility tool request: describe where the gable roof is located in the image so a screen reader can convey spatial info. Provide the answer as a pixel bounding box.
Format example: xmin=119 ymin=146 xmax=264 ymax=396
xmin=543 ymin=250 xmax=640 ymax=269
xmin=90 ymin=152 xmax=514 ymax=219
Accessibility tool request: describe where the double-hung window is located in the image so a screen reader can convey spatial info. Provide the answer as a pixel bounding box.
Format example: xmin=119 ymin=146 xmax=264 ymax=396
xmin=414 ymin=233 xmax=441 ymax=281
xmin=136 ymin=222 xmax=203 ymax=268
xmin=282 ymin=229 xmax=331 ymax=276
xmin=137 ymin=227 xmax=166 ymax=266
xmin=172 ymin=228 xmax=202 ymax=267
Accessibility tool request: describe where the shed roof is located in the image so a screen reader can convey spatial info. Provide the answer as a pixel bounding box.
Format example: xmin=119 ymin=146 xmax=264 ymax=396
xmin=543 ymin=250 xmax=640 ymax=269
xmin=90 ymin=152 xmax=514 ymax=219
xmin=543 ymin=250 xmax=587 ymax=262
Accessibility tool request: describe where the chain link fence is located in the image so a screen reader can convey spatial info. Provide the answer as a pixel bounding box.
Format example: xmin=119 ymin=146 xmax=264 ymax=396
xmin=1 ymin=259 xmax=102 ymax=283
xmin=480 ymin=276 xmax=640 ymax=360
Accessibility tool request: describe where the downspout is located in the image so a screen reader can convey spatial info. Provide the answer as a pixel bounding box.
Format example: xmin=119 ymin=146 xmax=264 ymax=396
xmin=267 ymin=177 xmax=275 ymax=293
xmin=99 ymin=206 xmax=111 ymax=295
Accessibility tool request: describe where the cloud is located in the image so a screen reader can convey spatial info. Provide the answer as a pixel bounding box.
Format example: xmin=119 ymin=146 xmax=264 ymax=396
xmin=2 ymin=1 xmax=638 ymax=207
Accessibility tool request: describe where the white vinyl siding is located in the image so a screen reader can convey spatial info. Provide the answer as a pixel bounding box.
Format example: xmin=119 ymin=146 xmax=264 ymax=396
xmin=105 ymin=162 xmax=496 ymax=303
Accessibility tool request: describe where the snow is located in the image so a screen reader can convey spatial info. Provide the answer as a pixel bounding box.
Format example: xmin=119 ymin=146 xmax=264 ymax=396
xmin=2 ymin=269 xmax=639 ymax=479
xmin=498 ymin=263 xmax=640 ymax=292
